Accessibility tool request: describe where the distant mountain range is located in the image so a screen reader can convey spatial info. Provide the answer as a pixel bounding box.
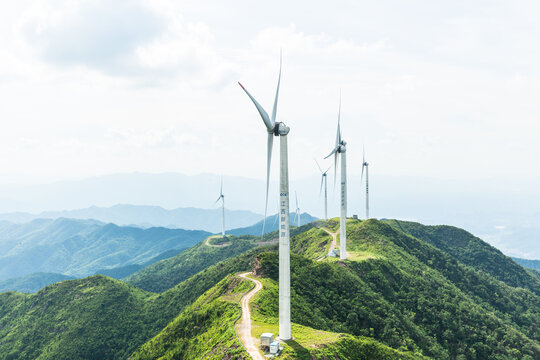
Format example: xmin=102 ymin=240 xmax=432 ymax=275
xmin=513 ymin=257 xmax=540 ymax=271
xmin=0 ymin=218 xmax=210 ymax=282
xmin=1 ymin=171 xmax=540 ymax=259
xmin=0 ymin=212 xmax=319 ymax=292
xmin=0 ymin=204 xmax=263 ymax=233
xmin=0 ymin=273 xmax=76 ymax=294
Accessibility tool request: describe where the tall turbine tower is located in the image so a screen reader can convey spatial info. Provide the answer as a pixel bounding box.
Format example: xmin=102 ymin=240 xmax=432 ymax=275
xmin=238 ymin=54 xmax=292 ymax=341
xmin=315 ymin=159 xmax=330 ymax=220
xmin=214 ymin=177 xmax=225 ymax=237
xmin=325 ymin=97 xmax=347 ymax=260
xmin=361 ymin=148 xmax=369 ymax=220
xmin=294 ymin=191 xmax=300 ymax=228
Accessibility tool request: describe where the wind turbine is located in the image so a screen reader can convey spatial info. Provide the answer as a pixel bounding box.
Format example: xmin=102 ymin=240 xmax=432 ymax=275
xmin=361 ymin=147 xmax=369 ymax=220
xmin=315 ymin=159 xmax=330 ymax=220
xmin=214 ymin=177 xmax=225 ymax=237
xmin=294 ymin=191 xmax=300 ymax=228
xmin=238 ymin=53 xmax=292 ymax=341
xmin=325 ymin=95 xmax=347 ymax=260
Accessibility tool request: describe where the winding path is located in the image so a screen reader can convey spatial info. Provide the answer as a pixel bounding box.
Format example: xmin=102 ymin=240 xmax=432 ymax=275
xmin=317 ymin=228 xmax=339 ymax=261
xmin=237 ymin=273 xmax=265 ymax=360
xmin=204 ymin=236 xmax=231 ymax=248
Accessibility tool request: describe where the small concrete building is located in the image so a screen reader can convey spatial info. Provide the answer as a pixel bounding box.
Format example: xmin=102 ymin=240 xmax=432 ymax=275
xmin=328 ymin=249 xmax=339 ymax=257
xmin=260 ymin=333 xmax=274 ymax=348
xmin=269 ymin=340 xmax=280 ymax=354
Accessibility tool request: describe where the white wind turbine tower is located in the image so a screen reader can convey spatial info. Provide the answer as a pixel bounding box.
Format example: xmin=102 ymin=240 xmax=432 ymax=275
xmin=325 ymin=96 xmax=348 ymax=260
xmin=214 ymin=177 xmax=225 ymax=237
xmin=238 ymin=53 xmax=292 ymax=340
xmin=361 ymin=147 xmax=370 ymax=220
xmin=294 ymin=191 xmax=300 ymax=228
xmin=315 ymin=159 xmax=330 ymax=220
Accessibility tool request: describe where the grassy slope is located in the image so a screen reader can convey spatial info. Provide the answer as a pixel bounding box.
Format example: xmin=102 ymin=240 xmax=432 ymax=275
xmin=259 ymin=219 xmax=540 ymax=359
xmin=130 ymin=273 xmax=422 ymax=360
xmin=249 ymin=277 xmax=425 ymax=360
xmin=129 ymin=275 xmax=252 ymax=360
xmin=385 ymin=219 xmax=540 ymax=295
xmin=124 ymin=235 xmax=272 ymax=292
xmin=2 ymin=218 xmax=540 ymax=359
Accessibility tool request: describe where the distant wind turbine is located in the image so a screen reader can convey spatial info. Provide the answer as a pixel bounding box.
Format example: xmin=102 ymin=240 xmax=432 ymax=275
xmin=361 ymin=147 xmax=369 ymax=220
xmin=315 ymin=159 xmax=330 ymax=220
xmin=238 ymin=52 xmax=292 ymax=340
xmin=325 ymin=95 xmax=348 ymax=260
xmin=214 ymin=177 xmax=225 ymax=237
xmin=294 ymin=191 xmax=300 ymax=228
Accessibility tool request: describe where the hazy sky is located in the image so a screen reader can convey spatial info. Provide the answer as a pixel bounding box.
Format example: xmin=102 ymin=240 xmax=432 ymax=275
xmin=1 ymin=0 xmax=539 ymax=185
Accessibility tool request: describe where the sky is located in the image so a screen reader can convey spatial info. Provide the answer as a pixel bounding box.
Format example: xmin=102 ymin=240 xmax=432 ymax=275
xmin=1 ymin=0 xmax=540 ymax=186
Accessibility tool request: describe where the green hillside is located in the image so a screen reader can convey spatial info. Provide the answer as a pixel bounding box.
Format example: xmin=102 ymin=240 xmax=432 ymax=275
xmin=0 ymin=218 xmax=210 ymax=281
xmin=124 ymin=234 xmax=275 ymax=292
xmin=129 ymin=274 xmax=421 ymax=360
xmin=385 ymin=219 xmax=540 ymax=295
xmin=1 ymin=218 xmax=539 ymax=359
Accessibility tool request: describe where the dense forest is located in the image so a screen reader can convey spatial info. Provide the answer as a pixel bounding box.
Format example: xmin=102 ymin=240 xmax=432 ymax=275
xmin=0 ymin=219 xmax=539 ymax=359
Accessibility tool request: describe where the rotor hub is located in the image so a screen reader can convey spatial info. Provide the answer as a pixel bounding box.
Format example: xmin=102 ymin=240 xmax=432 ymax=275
xmin=275 ymin=122 xmax=290 ymax=136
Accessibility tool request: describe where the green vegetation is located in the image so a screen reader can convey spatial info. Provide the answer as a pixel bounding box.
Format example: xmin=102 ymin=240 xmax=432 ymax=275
xmin=254 ymin=219 xmax=540 ymax=359
xmin=94 ymin=248 xmax=185 ymax=279
xmin=1 ymin=218 xmax=540 ymax=359
xmin=290 ymin=224 xmax=332 ymax=259
xmin=124 ymin=235 xmax=273 ymax=292
xmin=0 ymin=272 xmax=75 ymax=293
xmin=129 ymin=275 xmax=252 ymax=360
xmin=386 ymin=219 xmax=540 ymax=295
xmin=249 ymin=277 xmax=424 ymax=360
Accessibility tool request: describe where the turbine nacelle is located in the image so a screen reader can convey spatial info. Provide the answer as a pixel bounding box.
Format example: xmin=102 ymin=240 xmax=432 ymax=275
xmin=338 ymin=140 xmax=347 ymax=153
xmin=271 ymin=122 xmax=290 ymax=136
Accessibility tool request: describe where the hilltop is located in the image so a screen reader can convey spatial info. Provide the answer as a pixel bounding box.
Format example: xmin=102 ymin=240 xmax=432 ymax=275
xmin=1 ymin=219 xmax=539 ymax=359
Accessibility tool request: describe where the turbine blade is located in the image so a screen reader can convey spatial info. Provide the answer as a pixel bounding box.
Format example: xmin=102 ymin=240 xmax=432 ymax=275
xmin=273 ymin=203 xmax=279 ymax=226
xmin=314 ymin=158 xmax=323 ymax=173
xmin=238 ymin=82 xmax=274 ymax=131
xmin=220 ymin=176 xmax=223 ymax=196
xmin=361 ymin=163 xmax=365 ymax=185
xmin=336 ymin=91 xmax=342 ymax=147
xmin=319 ymin=174 xmax=324 ymax=196
xmin=261 ymin=133 xmax=273 ymax=236
xmin=324 ymin=147 xmax=338 ymax=159
xmin=214 ymin=196 xmax=221 ymax=205
xmin=295 ymin=191 xmax=298 ymax=209
xmin=271 ymin=51 xmax=282 ymax=125
xmin=333 ymin=152 xmax=338 ymax=189
xmin=363 ymin=145 xmax=365 ymax=165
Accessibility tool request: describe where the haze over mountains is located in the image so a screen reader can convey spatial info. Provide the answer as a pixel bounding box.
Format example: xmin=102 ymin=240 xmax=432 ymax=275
xmin=0 ymin=204 xmax=263 ymax=233
xmin=0 ymin=218 xmax=209 ymax=281
xmin=0 ymin=172 xmax=539 ymax=258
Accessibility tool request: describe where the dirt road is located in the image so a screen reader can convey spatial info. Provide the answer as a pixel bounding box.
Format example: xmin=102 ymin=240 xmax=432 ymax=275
xmin=317 ymin=228 xmax=339 ymax=261
xmin=204 ymin=236 xmax=231 ymax=248
xmin=237 ymin=273 xmax=265 ymax=360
